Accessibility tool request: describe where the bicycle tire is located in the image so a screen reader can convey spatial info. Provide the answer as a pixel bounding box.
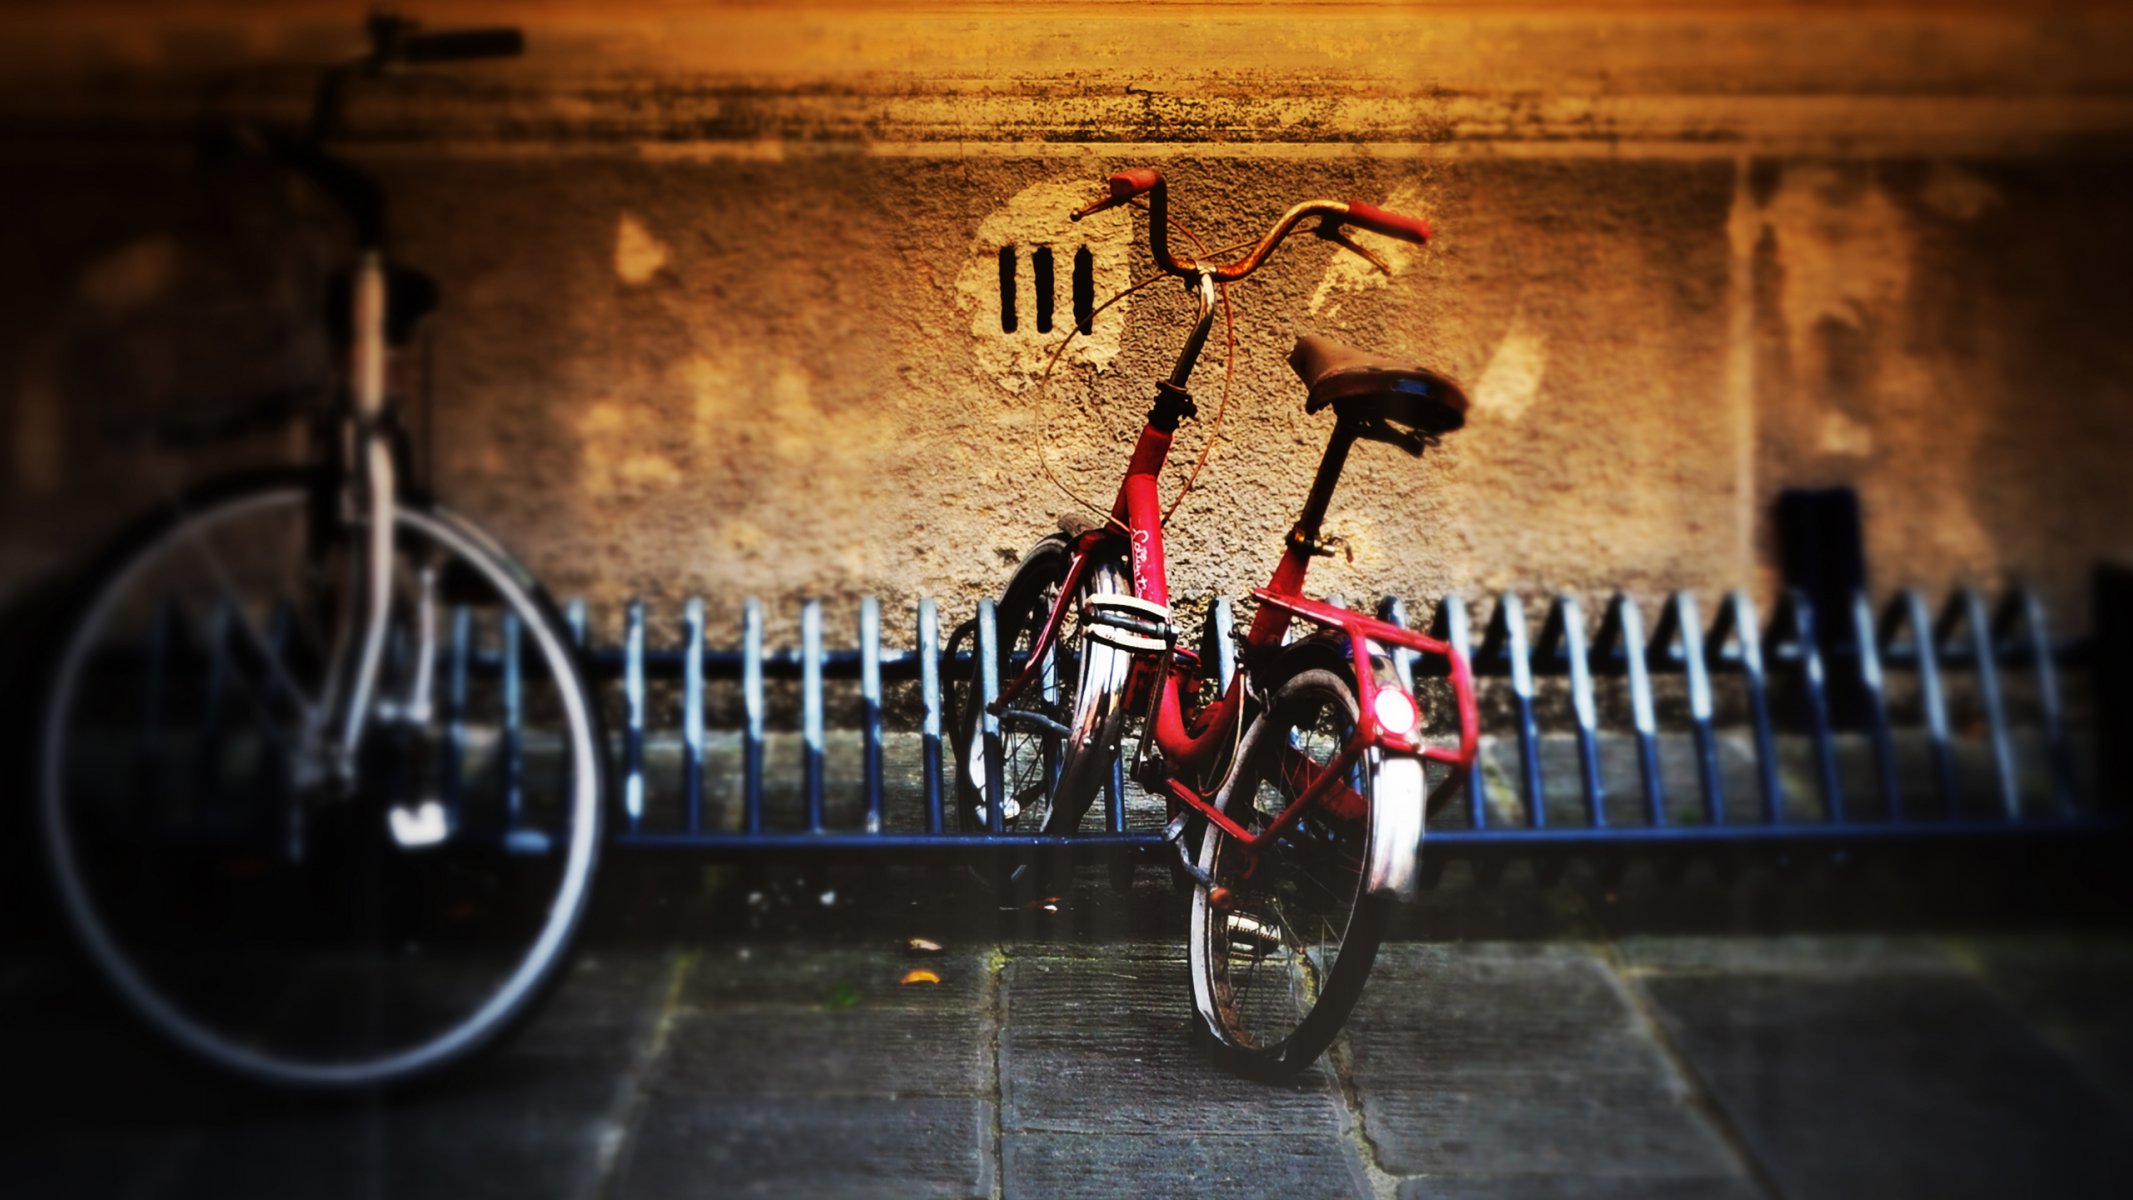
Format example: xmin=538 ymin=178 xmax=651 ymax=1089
xmin=1186 ymin=639 xmax=1411 ymax=1076
xmin=951 ymin=534 xmax=1129 ymax=837
xmin=38 ymin=469 xmax=604 ymax=1089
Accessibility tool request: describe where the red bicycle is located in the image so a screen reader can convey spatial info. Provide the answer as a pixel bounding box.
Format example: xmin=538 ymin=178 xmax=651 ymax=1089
xmin=949 ymin=168 xmax=1481 ymax=1075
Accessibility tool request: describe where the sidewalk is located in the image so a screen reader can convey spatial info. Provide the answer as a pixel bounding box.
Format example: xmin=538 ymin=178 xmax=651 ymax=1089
xmin=7 ymin=920 xmax=2131 ymax=1198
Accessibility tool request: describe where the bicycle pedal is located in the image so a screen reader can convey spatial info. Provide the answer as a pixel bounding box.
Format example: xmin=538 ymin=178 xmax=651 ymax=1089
xmin=1084 ymin=594 xmax=1175 ymax=654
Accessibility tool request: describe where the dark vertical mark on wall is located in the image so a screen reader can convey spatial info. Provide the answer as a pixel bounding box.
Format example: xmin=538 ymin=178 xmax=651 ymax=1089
xmin=1073 ymin=246 xmax=1094 ymax=334
xmin=1032 ymin=247 xmax=1054 ymax=334
xmin=998 ymin=246 xmax=1018 ymax=333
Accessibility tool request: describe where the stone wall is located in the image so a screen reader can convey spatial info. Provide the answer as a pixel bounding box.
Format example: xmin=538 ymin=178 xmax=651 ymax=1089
xmin=5 ymin=1 xmax=2131 ymax=637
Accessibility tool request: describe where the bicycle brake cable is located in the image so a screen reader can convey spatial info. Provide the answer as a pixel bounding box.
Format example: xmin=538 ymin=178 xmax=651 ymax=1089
xmin=1031 ymin=200 xmax=1248 ymax=535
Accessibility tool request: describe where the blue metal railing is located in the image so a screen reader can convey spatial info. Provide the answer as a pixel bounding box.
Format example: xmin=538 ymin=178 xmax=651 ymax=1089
xmin=558 ymin=583 xmax=2114 ymax=856
xmin=101 ymin=583 xmax=2116 ymax=859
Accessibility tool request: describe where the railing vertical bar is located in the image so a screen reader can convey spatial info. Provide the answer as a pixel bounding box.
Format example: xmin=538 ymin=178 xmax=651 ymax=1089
xmin=917 ymin=598 xmax=945 ymax=835
xmin=622 ymin=600 xmax=645 ymax=833
xmin=197 ymin=602 xmax=232 ymax=773
xmin=1606 ymin=595 xmax=1666 ymax=827
xmin=1783 ymin=591 xmax=1844 ymax=823
xmin=1559 ymin=595 xmax=1605 ymax=828
xmin=566 ymin=597 xmax=587 ymax=650
xmin=1380 ymin=596 xmax=1419 ymax=696
xmin=1663 ymin=593 xmax=1721 ymax=824
xmin=1041 ymin=610 xmax=1064 ymax=802
xmin=1439 ymin=595 xmax=1486 ymax=830
xmin=977 ymin=600 xmax=1006 ymax=834
xmin=1954 ymin=588 xmax=2019 ymax=820
xmin=1891 ymin=590 xmax=1959 ymax=816
xmin=503 ymin=608 xmax=525 ymax=831
xmin=1107 ymin=743 xmax=1127 ymax=835
xmin=1850 ymin=591 xmax=1901 ymax=820
xmin=741 ymin=599 xmax=765 ymax=833
xmin=446 ymin=604 xmax=469 ymax=825
xmin=255 ymin=603 xmax=292 ymax=830
xmin=861 ymin=597 xmax=884 ymax=835
xmin=2007 ymin=590 xmax=2077 ymax=818
xmin=682 ymin=597 xmax=705 ymax=836
xmin=1714 ymin=591 xmax=1774 ymax=825
xmin=140 ymin=598 xmax=172 ymax=769
xmin=259 ymin=600 xmax=312 ymax=859
xmin=803 ymin=599 xmax=826 ymax=833
xmin=1500 ymin=594 xmax=1544 ymax=830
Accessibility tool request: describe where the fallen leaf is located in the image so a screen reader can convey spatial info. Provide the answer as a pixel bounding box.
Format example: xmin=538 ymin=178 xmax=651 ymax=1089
xmin=900 ymin=969 xmax=941 ymax=986
xmin=822 ymin=983 xmax=860 ymax=1010
xmin=906 ymin=937 xmax=945 ymax=955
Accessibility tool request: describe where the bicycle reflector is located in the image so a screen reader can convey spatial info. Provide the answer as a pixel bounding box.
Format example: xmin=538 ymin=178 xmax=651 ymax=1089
xmin=1373 ymin=687 xmax=1419 ymax=736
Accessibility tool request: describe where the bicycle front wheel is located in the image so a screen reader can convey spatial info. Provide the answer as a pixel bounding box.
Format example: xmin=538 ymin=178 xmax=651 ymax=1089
xmin=1187 ymin=642 xmax=1399 ymax=1076
xmin=39 ymin=472 xmax=604 ymax=1089
xmin=951 ymin=534 xmax=1128 ymax=837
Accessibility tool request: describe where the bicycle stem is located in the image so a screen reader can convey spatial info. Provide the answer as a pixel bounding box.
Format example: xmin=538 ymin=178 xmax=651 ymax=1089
xmin=1167 ymin=274 xmax=1218 ymax=390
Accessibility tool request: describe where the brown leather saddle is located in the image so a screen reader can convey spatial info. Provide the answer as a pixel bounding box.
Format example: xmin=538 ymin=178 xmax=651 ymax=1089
xmin=1287 ymin=335 xmax=1468 ymax=442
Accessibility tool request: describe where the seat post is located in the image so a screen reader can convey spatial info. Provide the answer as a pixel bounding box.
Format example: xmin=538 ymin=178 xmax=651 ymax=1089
xmin=1288 ymin=418 xmax=1359 ymax=553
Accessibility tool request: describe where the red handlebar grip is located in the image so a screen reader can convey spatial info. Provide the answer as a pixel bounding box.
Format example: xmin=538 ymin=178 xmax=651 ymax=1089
xmin=1342 ymin=199 xmax=1431 ymax=244
xmin=1108 ymin=167 xmax=1163 ymax=201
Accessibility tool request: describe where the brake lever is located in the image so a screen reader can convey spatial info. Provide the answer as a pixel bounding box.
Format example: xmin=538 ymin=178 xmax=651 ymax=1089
xmin=1313 ymin=220 xmax=1391 ymax=275
xmin=1070 ymin=193 xmax=1129 ymax=221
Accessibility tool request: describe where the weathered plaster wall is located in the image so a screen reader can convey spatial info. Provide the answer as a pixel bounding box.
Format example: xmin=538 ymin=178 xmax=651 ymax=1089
xmin=4 ymin=2 xmax=2131 ymax=637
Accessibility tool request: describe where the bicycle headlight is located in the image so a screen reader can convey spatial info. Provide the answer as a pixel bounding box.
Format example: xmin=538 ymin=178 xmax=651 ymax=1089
xmin=1373 ymin=687 xmax=1418 ymax=736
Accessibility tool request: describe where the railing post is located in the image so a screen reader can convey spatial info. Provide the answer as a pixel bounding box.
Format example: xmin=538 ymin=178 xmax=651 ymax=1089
xmin=1850 ymin=591 xmax=1901 ymax=819
xmin=1549 ymin=596 xmax=1605 ymax=827
xmin=2095 ymin=564 xmax=2133 ymax=813
xmin=977 ymin=600 xmax=1006 ymax=834
xmin=742 ymin=597 xmax=765 ymax=834
xmin=621 ymin=600 xmax=642 ymax=832
xmin=860 ymin=597 xmax=884 ymax=835
xmin=1710 ymin=591 xmax=1774 ymax=824
xmin=1939 ymin=589 xmax=2018 ymax=820
xmin=683 ymin=597 xmax=705 ymax=835
xmin=1433 ymin=595 xmax=1487 ymax=830
xmin=1598 ymin=594 xmax=1665 ymax=827
xmin=802 ymin=599 xmax=826 ymax=833
xmin=918 ymin=598 xmax=945 ymax=835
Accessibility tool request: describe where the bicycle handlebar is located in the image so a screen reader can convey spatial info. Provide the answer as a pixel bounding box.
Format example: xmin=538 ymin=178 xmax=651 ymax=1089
xmin=1070 ymin=167 xmax=1430 ymax=284
xmin=206 ymin=16 xmax=527 ymax=246
xmin=398 ymin=28 xmax=525 ymax=64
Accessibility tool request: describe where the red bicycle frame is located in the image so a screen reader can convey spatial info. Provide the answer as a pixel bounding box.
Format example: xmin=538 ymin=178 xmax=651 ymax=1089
xmin=988 ymin=263 xmax=1479 ymax=851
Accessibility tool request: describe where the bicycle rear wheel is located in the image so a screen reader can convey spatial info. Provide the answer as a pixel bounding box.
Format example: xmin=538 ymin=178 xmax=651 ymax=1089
xmin=39 ymin=471 xmax=604 ymax=1089
xmin=1187 ymin=643 xmax=1398 ymax=1076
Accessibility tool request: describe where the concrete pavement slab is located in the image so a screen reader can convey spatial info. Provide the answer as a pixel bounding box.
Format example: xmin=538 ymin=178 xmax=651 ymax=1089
xmin=609 ymin=1096 xmax=994 ymax=1200
xmin=1638 ymin=965 xmax=2133 ymax=1199
xmin=1962 ymin=934 xmax=2133 ymax=1118
xmin=1002 ymin=1130 xmax=1367 ymax=1199
xmin=1345 ymin=943 xmax=1757 ymax=1197
xmin=998 ymin=944 xmax=1373 ymax=1197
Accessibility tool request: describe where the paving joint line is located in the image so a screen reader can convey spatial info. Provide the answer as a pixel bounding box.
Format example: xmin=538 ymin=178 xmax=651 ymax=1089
xmin=594 ymin=948 xmax=696 ymax=1200
xmin=1328 ymin=1031 xmax=1402 ymax=1200
xmin=986 ymin=943 xmax=1008 ymax=1200
xmin=1592 ymin=939 xmax=1787 ymax=1200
